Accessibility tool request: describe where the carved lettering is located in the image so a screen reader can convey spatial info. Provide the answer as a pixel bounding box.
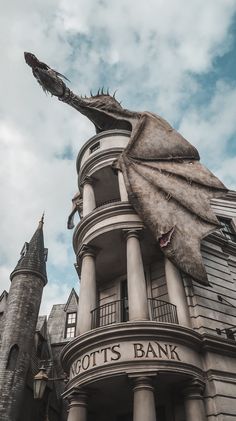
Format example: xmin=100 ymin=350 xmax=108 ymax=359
xmin=155 ymin=342 xmax=169 ymax=359
xmin=169 ymin=345 xmax=180 ymax=361
xmin=101 ymin=346 xmax=111 ymax=363
xmin=71 ymin=359 xmax=81 ymax=376
xmin=90 ymin=350 xmax=100 ymax=367
xmin=133 ymin=343 xmax=145 ymax=358
xmin=146 ymin=342 xmax=157 ymax=358
xmin=70 ymin=341 xmax=182 ymax=379
xmin=81 ymin=354 xmax=90 ymax=370
xmin=71 ymin=363 xmax=77 ymax=378
xmin=111 ymin=344 xmax=121 ymax=361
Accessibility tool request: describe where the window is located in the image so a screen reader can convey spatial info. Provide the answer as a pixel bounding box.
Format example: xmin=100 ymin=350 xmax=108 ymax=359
xmin=65 ymin=312 xmax=77 ymax=338
xmin=218 ymin=217 xmax=236 ymax=242
xmin=6 ymin=344 xmax=19 ymax=370
xmin=65 ymin=327 xmax=76 ymax=338
xmin=20 ymin=242 xmax=29 ymax=257
xmin=89 ymin=141 xmax=100 ymax=154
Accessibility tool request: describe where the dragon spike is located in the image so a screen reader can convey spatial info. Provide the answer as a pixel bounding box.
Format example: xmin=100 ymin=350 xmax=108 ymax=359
xmin=113 ymin=89 xmax=117 ymax=98
xmin=97 ymin=88 xmax=100 ymax=96
xmin=90 ymin=89 xmax=93 ymax=97
xmin=101 ymin=86 xmax=104 ymax=95
xmin=107 ymin=88 xmax=110 ymax=95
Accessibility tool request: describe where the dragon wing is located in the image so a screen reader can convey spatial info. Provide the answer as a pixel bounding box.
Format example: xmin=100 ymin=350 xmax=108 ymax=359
xmin=118 ymin=112 xmax=227 ymax=285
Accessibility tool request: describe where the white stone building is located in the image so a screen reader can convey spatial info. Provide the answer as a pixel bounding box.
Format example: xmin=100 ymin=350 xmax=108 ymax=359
xmin=60 ymin=129 xmax=236 ymax=421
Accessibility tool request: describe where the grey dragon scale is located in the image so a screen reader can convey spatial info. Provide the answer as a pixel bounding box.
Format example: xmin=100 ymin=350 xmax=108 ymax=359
xmin=24 ymin=52 xmax=228 ymax=285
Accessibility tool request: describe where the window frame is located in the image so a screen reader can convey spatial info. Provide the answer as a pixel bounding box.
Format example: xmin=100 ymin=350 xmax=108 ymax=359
xmin=89 ymin=141 xmax=100 ymax=154
xmin=65 ymin=311 xmax=77 ymax=339
xmin=218 ymin=216 xmax=236 ymax=242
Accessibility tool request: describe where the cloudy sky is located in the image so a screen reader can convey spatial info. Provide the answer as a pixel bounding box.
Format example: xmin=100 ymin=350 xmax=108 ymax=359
xmin=1 ymin=0 xmax=236 ymax=314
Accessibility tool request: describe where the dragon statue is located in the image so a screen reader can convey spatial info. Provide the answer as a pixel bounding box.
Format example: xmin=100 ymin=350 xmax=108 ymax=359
xmin=24 ymin=52 xmax=228 ymax=285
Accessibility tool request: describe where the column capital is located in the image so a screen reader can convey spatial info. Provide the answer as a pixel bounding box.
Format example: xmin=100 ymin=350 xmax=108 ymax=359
xmin=182 ymin=377 xmax=205 ymax=399
xmin=67 ymin=388 xmax=88 ymax=409
xmin=78 ymin=244 xmax=98 ymax=259
xmin=122 ymin=228 xmax=143 ymax=240
xmin=77 ymin=198 xmax=83 ymax=214
xmin=132 ymin=376 xmax=154 ymax=393
xmin=81 ymin=176 xmax=94 ymax=187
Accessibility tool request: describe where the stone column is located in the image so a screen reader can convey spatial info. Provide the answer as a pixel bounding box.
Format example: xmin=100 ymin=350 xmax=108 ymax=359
xmin=82 ymin=177 xmax=96 ymax=217
xmin=125 ymin=230 xmax=149 ymax=321
xmin=118 ymin=170 xmax=128 ymax=201
xmin=165 ymin=258 xmax=191 ymax=327
xmin=133 ymin=377 xmax=156 ymax=421
xmin=77 ymin=246 xmax=96 ymax=335
xmin=183 ymin=378 xmax=206 ymax=421
xmin=67 ymin=391 xmax=88 ymax=421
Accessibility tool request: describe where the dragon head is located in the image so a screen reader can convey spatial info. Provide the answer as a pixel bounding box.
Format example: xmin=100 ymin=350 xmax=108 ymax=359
xmin=24 ymin=52 xmax=43 ymax=69
xmin=24 ymin=52 xmax=67 ymax=97
xmin=24 ymin=52 xmax=138 ymax=133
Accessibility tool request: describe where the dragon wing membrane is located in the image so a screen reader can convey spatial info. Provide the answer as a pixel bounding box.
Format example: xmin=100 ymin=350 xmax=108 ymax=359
xmin=118 ymin=112 xmax=227 ymax=285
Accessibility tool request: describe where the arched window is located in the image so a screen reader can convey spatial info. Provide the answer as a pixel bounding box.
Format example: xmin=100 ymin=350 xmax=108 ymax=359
xmin=6 ymin=344 xmax=19 ymax=370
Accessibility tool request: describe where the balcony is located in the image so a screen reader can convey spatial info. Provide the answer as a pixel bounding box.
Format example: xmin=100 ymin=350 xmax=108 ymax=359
xmin=91 ymin=298 xmax=178 ymax=329
xmin=91 ymin=299 xmax=128 ymax=329
xmin=148 ymin=298 xmax=178 ymax=324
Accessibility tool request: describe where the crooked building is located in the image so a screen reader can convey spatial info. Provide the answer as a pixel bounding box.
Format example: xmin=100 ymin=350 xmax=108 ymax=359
xmin=61 ymin=129 xmax=236 ymax=421
xmin=0 ymin=129 xmax=236 ymax=421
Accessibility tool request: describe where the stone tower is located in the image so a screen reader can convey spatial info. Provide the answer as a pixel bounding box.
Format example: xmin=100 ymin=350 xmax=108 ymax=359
xmin=0 ymin=217 xmax=48 ymax=421
xmin=61 ymin=130 xmax=236 ymax=421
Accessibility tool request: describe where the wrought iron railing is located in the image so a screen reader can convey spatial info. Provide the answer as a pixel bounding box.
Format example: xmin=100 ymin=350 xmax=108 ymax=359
xmin=91 ymin=299 xmax=128 ymax=329
xmin=91 ymin=297 xmax=178 ymax=329
xmin=148 ymin=298 xmax=178 ymax=324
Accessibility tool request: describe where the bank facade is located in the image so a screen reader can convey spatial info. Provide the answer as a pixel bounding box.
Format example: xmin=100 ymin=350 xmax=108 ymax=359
xmin=61 ymin=130 xmax=236 ymax=421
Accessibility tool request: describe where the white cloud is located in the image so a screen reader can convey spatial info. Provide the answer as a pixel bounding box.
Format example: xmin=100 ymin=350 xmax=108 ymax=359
xmin=40 ymin=281 xmax=73 ymax=316
xmin=216 ymin=156 xmax=236 ymax=190
xmin=57 ymin=0 xmax=236 ymax=119
xmin=178 ymin=80 xmax=236 ymax=172
xmin=0 ymin=266 xmax=12 ymax=292
xmin=0 ymin=0 xmax=236 ymax=313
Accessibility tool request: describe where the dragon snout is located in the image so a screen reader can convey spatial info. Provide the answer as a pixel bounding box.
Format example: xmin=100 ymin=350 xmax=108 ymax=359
xmin=32 ymin=67 xmax=66 ymax=97
xmin=24 ymin=52 xmax=37 ymax=67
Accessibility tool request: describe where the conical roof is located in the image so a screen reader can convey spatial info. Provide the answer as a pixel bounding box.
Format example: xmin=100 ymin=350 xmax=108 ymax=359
xmin=10 ymin=215 xmax=48 ymax=285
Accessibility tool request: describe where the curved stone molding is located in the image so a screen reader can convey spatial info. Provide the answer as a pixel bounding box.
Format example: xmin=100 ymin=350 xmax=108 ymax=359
xmin=73 ymin=202 xmax=143 ymax=253
xmin=77 ymin=130 xmax=130 ymax=176
xmin=79 ymin=148 xmax=125 ymax=184
xmin=61 ymin=322 xmax=204 ymax=390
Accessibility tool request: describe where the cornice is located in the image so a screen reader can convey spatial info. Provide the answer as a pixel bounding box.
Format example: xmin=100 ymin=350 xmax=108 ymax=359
xmin=204 ymin=232 xmax=236 ymax=256
xmin=73 ymin=202 xmax=143 ymax=252
xmin=60 ymin=322 xmax=202 ymax=370
xmin=201 ymin=333 xmax=236 ymax=357
xmin=76 ymin=129 xmax=131 ymax=175
xmin=64 ymin=360 xmax=204 ymax=396
xmin=60 ymin=322 xmax=236 ymax=373
xmin=211 ymin=190 xmax=236 ymax=205
xmin=10 ymin=268 xmax=47 ymax=286
xmin=78 ymin=148 xmax=124 ymax=184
